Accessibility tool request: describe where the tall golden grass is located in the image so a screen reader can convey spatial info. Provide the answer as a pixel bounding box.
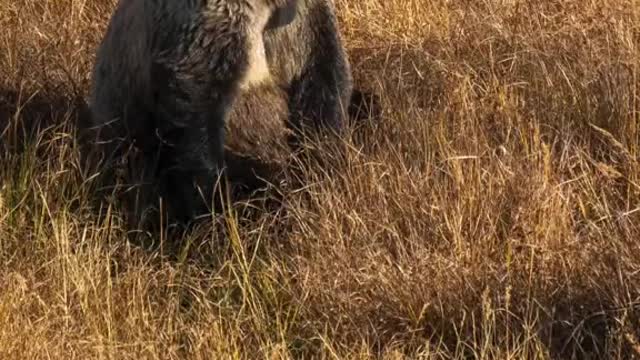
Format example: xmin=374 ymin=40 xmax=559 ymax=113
xmin=1 ymin=0 xmax=639 ymax=358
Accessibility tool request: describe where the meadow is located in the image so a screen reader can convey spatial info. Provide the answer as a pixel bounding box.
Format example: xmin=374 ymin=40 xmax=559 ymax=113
xmin=0 ymin=0 xmax=639 ymax=358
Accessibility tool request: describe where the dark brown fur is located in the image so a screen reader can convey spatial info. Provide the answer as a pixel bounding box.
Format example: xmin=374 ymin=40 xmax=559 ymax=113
xmin=220 ymin=0 xmax=356 ymax=191
xmin=84 ymin=0 xmax=298 ymax=228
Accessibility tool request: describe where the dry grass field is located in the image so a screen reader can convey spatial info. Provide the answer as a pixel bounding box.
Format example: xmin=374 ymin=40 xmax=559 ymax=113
xmin=1 ymin=0 xmax=639 ymax=358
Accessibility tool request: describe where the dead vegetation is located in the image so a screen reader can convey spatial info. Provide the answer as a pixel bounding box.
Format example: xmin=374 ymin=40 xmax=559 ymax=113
xmin=1 ymin=0 xmax=639 ymax=358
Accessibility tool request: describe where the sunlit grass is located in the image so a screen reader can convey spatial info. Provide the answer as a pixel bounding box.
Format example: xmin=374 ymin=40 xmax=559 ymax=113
xmin=0 ymin=0 xmax=639 ymax=358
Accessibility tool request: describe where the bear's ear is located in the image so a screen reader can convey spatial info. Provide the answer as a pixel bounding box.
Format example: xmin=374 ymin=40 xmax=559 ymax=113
xmin=265 ymin=0 xmax=298 ymax=30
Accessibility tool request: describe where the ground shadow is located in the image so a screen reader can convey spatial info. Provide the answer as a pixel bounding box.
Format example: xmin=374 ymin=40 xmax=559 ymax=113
xmin=0 ymin=87 xmax=284 ymax=243
xmin=0 ymin=84 xmax=383 ymax=254
xmin=0 ymin=87 xmax=89 ymax=160
xmin=348 ymin=88 xmax=382 ymax=126
xmin=358 ymin=289 xmax=637 ymax=359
